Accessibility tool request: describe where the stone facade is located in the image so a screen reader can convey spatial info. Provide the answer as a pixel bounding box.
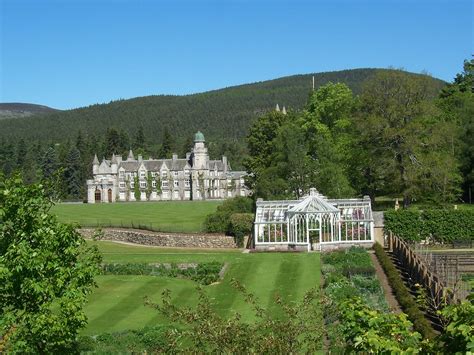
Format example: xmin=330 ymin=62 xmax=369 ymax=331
xmin=80 ymin=228 xmax=239 ymax=248
xmin=87 ymin=131 xmax=249 ymax=203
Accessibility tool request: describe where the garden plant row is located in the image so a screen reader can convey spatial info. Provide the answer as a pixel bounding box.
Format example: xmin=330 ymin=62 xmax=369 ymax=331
xmin=323 ymin=246 xmax=474 ymax=353
xmin=321 ymin=247 xmax=427 ymax=352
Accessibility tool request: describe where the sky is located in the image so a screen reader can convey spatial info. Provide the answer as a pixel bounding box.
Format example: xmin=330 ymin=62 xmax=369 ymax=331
xmin=0 ymin=0 xmax=472 ymax=110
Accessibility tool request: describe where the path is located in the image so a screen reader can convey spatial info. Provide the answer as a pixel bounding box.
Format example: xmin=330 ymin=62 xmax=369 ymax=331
xmin=369 ymin=251 xmax=402 ymax=313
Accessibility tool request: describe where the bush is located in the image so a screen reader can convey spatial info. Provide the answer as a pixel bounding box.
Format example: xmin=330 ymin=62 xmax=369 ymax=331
xmin=384 ymin=209 xmax=474 ymax=242
xmin=229 ymin=213 xmax=254 ymax=247
xmin=101 ymin=262 xmax=223 ymax=285
xmin=203 ymin=197 xmax=253 ymax=233
xmin=373 ymin=243 xmax=436 ymax=339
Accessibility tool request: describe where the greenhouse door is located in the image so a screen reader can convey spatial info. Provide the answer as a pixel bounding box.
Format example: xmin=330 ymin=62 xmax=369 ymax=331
xmin=307 ymin=214 xmax=321 ymax=250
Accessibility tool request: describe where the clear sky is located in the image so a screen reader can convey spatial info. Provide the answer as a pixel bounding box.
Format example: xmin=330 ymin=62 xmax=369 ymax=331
xmin=1 ymin=0 xmax=472 ymax=110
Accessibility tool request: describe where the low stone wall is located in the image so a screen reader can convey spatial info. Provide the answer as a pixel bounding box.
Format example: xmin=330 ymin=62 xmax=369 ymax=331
xmin=79 ymin=228 xmax=238 ymax=249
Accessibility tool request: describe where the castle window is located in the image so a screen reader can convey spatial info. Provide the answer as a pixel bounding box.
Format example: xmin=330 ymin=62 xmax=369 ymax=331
xmin=152 ymin=181 xmax=156 ymax=188
xmin=173 ymin=171 xmax=178 ymax=178
xmin=162 ymin=180 xmax=168 ymax=188
xmin=119 ymin=171 xmax=124 ymax=178
xmin=184 ymin=169 xmax=190 ymax=177
xmin=151 ymin=172 xmax=156 ymax=177
xmin=130 ymin=182 xmax=134 ymax=188
xmin=140 ymin=171 xmax=146 ymax=178
xmin=140 ymin=181 xmax=146 ymax=188
xmin=174 ymin=180 xmax=179 ymax=187
xmin=185 ymin=179 xmax=190 ymax=187
xmin=119 ymin=182 xmax=125 ymax=188
xmin=162 ymin=171 xmax=168 ymax=179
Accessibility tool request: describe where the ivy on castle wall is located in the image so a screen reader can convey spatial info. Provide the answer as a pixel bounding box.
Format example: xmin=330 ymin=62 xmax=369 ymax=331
xmin=384 ymin=209 xmax=474 ymax=242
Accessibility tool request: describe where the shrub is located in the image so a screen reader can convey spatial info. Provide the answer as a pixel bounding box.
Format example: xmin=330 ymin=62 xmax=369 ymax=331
xmin=203 ymin=197 xmax=253 ymax=233
xmin=229 ymin=213 xmax=254 ymax=247
xmin=101 ymin=262 xmax=223 ymax=285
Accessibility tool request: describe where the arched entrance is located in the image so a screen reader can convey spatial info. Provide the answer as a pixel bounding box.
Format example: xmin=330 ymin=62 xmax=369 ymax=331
xmin=108 ymin=189 xmax=112 ymax=203
xmin=95 ymin=189 xmax=101 ymax=202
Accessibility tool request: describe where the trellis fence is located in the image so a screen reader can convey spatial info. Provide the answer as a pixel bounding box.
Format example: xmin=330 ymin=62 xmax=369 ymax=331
xmin=413 ymin=244 xmax=473 ymax=301
xmin=387 ymin=232 xmax=456 ymax=308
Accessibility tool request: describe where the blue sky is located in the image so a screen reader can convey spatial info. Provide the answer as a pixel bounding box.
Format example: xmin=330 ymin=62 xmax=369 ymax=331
xmin=1 ymin=0 xmax=472 ymax=109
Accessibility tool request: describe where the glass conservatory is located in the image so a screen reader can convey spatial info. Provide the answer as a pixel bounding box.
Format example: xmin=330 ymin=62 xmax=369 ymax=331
xmin=254 ymin=188 xmax=374 ymax=251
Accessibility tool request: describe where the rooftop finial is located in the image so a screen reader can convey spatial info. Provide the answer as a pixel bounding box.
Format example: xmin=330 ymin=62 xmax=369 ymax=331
xmin=282 ymin=106 xmax=287 ymax=115
xmin=128 ymin=149 xmax=135 ymax=160
xmin=275 ymin=104 xmax=280 ymax=112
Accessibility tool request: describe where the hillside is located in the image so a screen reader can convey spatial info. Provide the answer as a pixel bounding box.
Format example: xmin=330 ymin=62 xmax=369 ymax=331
xmin=0 ymin=69 xmax=445 ymax=145
xmin=0 ymin=103 xmax=59 ymax=120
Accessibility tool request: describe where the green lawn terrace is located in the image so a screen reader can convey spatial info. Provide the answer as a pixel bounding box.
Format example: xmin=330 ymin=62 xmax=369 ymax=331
xmin=83 ymin=241 xmax=321 ymax=335
xmin=51 ymin=200 xmax=222 ymax=233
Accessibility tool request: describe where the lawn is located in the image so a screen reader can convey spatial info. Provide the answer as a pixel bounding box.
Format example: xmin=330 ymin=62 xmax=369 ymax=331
xmin=51 ymin=200 xmax=222 ymax=233
xmin=83 ymin=241 xmax=321 ymax=335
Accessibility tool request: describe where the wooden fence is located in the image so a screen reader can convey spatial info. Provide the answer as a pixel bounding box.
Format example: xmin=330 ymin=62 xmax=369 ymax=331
xmin=387 ymin=232 xmax=456 ymax=307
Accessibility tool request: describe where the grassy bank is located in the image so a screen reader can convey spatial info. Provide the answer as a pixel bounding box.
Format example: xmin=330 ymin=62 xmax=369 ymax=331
xmin=52 ymin=200 xmax=222 ymax=233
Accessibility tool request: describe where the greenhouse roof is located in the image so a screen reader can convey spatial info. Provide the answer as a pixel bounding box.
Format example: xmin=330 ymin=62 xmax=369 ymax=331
xmin=288 ymin=188 xmax=339 ymax=213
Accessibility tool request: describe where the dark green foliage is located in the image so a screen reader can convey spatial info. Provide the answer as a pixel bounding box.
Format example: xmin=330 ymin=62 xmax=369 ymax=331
xmin=336 ymin=297 xmax=425 ymax=352
xmin=0 ymin=175 xmax=102 ymax=353
xmin=373 ymin=243 xmax=436 ymax=339
xmin=101 ymin=262 xmax=223 ymax=285
xmin=229 ymin=213 xmax=254 ymax=247
xmin=203 ymin=196 xmax=253 ymax=233
xmin=133 ymin=175 xmax=140 ymax=201
xmin=384 ymin=209 xmax=474 ymax=242
xmin=64 ymin=146 xmax=83 ymax=199
xmin=438 ymin=300 xmax=474 ymax=354
xmin=77 ymin=326 xmax=172 ymax=354
xmin=158 ymin=127 xmax=174 ymax=158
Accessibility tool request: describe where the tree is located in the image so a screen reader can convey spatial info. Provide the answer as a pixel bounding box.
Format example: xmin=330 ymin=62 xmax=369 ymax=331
xmin=244 ymin=109 xmax=291 ymax=193
xmin=356 ymin=70 xmax=461 ymax=205
xmin=438 ymin=58 xmax=474 ymax=202
xmin=40 ymin=146 xmax=59 ymax=181
xmin=0 ymin=175 xmax=101 ymax=353
xmin=133 ymin=126 xmax=146 ymax=151
xmin=158 ymin=128 xmax=173 ymax=159
xmin=64 ymin=146 xmax=83 ymax=200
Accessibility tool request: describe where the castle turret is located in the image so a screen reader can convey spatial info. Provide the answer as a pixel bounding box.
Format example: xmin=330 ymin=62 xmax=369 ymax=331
xmin=92 ymin=154 xmax=99 ymax=174
xmin=127 ymin=149 xmax=135 ymax=161
xmin=111 ymin=153 xmax=118 ymax=173
xmin=192 ymin=131 xmax=208 ymax=170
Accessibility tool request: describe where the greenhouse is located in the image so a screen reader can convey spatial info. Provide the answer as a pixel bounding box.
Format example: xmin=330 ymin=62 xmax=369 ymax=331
xmin=254 ymin=188 xmax=374 ymax=251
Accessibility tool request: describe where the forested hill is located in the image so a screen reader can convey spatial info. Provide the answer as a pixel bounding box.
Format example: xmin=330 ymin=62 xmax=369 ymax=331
xmin=0 ymin=103 xmax=59 ymax=120
xmin=0 ymin=68 xmax=445 ymax=144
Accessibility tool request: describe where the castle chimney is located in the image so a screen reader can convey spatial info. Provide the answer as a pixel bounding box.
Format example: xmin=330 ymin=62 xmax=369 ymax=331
xmin=172 ymin=153 xmax=178 ymax=160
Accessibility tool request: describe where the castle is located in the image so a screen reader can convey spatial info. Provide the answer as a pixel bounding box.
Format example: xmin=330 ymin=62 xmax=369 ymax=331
xmin=87 ymin=131 xmax=249 ymax=203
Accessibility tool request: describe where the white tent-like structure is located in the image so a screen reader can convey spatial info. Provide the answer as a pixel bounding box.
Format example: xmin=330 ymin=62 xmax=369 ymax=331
xmin=254 ymin=188 xmax=374 ymax=251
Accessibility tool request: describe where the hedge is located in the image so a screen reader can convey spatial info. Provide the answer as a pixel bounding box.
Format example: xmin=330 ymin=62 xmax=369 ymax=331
xmin=384 ymin=209 xmax=474 ymax=242
xmin=373 ymin=243 xmax=436 ymax=339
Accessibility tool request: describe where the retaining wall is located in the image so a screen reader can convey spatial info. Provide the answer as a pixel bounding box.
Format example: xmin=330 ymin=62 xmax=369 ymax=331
xmin=79 ymin=228 xmax=238 ymax=249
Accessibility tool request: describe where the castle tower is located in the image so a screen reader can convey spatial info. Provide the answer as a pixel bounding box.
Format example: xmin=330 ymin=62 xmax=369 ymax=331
xmin=192 ymin=131 xmax=208 ymax=170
